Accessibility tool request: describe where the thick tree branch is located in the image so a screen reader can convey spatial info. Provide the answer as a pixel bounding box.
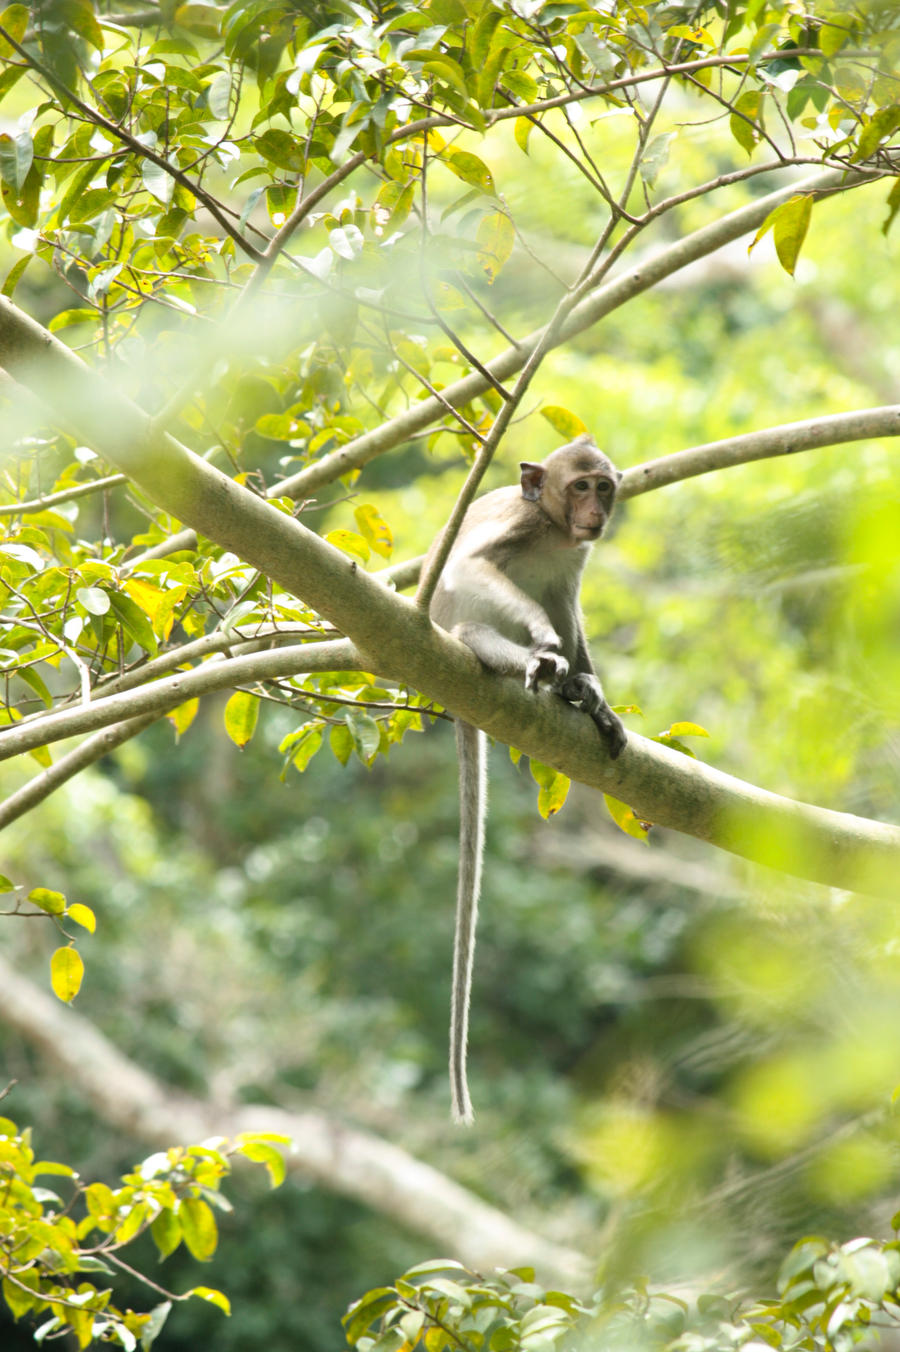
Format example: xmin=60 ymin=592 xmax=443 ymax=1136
xmin=0 ymin=953 xmax=590 ymax=1287
xmin=0 ymin=296 xmax=898 ymax=895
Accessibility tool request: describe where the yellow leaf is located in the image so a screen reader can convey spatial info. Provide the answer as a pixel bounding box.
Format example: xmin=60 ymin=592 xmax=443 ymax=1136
xmin=541 ymin=406 xmax=588 ymax=440
xmin=354 ymin=504 xmax=393 ymax=559
xmin=223 ymin=690 xmax=260 ymax=749
xmin=325 ymin=528 xmax=370 ymax=563
xmin=50 ymin=946 xmax=84 ymax=1002
xmin=476 ymin=211 xmax=514 ymax=283
xmin=167 ymin=698 xmax=199 ymax=738
xmin=187 ymin=1286 xmax=231 ymax=1316
xmin=603 ymin=794 xmax=651 ymax=842
xmin=180 ymin=1198 xmax=218 ymax=1261
xmin=66 ymin=903 xmax=96 ymax=934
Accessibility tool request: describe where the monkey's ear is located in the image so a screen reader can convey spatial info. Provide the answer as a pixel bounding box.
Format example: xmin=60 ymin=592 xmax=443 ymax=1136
xmin=616 ymin=468 xmax=624 ymax=483
xmin=519 ymin=462 xmax=545 ymax=501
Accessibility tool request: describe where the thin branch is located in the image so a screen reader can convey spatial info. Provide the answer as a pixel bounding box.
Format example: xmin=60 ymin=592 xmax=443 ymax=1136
xmin=0 ymin=473 xmax=127 ymax=517
xmin=276 ymin=166 xmax=872 ymax=501
xmin=0 ymin=639 xmax=363 ymax=761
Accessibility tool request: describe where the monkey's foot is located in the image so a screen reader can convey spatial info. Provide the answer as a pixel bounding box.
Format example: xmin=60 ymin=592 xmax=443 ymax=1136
xmin=525 ymin=648 xmax=569 ymax=692
xmin=560 ymin=674 xmax=627 ymax=758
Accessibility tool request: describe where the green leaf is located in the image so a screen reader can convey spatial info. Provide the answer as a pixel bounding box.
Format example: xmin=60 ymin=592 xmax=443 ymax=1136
xmin=514 ymin=115 xmax=533 ymax=154
xmin=151 ymin=1210 xmax=182 ymax=1259
xmin=346 ymin=711 xmax=380 ymax=765
xmin=423 ymin=54 xmax=470 ymax=103
xmin=530 ymin=761 xmax=570 ymax=819
xmin=476 ymin=211 xmax=514 ymax=283
xmin=749 ymin=194 xmax=812 ymax=276
xmin=441 ymin=148 xmax=495 ymax=194
xmin=541 ymin=406 xmax=588 ymax=439
xmin=0 ymin=129 xmax=33 ymax=193
xmin=255 ymin=128 xmax=304 ymax=171
xmin=329 ymin=722 xmax=354 ymax=766
xmin=206 ymin=70 xmax=232 ymax=118
xmin=730 ymin=89 xmax=764 ymax=156
xmin=77 ymin=585 xmax=111 ymax=616
xmin=883 ymin=178 xmax=900 ymax=237
xmin=142 ymin=158 xmax=175 ymax=206
xmin=281 ymin=723 xmax=323 ymax=774
xmin=140 ymin=1300 xmax=173 ymax=1349
xmin=108 ymin=590 xmax=159 ymax=654
xmin=180 ymin=1197 xmax=218 ymax=1261
xmin=1 ymin=252 xmax=30 ymax=299
xmin=640 ymin=132 xmax=675 ymax=187
xmin=29 ymin=887 xmax=66 ymax=915
xmin=50 ymin=946 xmax=84 ymax=1002
xmin=16 ymin=664 xmax=53 ymax=708
xmin=0 ymin=3 xmax=29 ymax=56
xmin=223 ymin=690 xmax=260 ymax=749
xmin=0 ymin=874 xmax=14 ymax=892
xmin=603 ymin=794 xmax=651 ymax=841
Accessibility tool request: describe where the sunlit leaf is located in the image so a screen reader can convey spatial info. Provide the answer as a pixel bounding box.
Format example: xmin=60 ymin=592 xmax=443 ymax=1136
xmin=29 ymin=887 xmax=66 ymax=915
xmin=50 ymin=946 xmax=84 ymax=1002
xmin=179 ymin=1197 xmax=218 ymax=1261
xmin=66 ymin=903 xmax=96 ymax=933
xmin=223 ymin=690 xmax=260 ymax=749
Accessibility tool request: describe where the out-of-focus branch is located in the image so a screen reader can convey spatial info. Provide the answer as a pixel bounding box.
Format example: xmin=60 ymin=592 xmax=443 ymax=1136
xmin=0 ymin=952 xmax=591 ymax=1288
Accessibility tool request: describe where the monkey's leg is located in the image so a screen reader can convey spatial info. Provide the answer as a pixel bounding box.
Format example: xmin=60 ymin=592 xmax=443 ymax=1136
xmin=559 ymin=672 xmax=627 ymax=758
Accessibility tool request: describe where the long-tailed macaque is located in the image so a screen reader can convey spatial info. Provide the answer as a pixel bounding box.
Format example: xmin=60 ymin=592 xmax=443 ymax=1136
xmin=426 ymin=435 xmax=627 ymax=1123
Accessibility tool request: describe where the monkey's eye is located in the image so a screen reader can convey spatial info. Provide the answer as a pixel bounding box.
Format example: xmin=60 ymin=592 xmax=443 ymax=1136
xmin=597 ymin=479 xmax=613 ymax=495
xmin=572 ymin=479 xmax=590 ymax=491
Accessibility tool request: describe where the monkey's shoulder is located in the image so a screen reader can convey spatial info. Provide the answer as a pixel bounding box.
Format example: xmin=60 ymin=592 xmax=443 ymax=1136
xmin=457 ymin=488 xmax=555 ymax=555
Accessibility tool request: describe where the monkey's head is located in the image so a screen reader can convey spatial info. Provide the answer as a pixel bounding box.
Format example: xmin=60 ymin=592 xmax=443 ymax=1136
xmin=519 ymin=435 xmax=622 ymax=543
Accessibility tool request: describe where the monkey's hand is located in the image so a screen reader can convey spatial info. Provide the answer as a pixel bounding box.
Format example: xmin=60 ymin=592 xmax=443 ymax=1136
xmin=525 ymin=646 xmax=569 ymax=692
xmin=560 ymin=673 xmax=627 ymax=759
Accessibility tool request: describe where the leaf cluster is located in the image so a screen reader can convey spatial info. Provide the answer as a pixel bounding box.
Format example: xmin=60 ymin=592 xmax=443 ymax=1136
xmin=0 ymin=1118 xmax=287 ymax=1349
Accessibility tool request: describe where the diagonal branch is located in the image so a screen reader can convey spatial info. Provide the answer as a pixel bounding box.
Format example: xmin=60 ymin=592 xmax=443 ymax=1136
xmin=0 ymin=952 xmax=590 ymax=1286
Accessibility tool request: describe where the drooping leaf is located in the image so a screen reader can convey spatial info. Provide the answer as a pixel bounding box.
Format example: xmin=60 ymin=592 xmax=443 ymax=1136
xmin=749 ymin=194 xmax=813 ymax=276
xmin=603 ymin=794 xmax=651 ymax=842
xmin=66 ymin=903 xmax=96 ymax=933
xmin=179 ymin=1198 xmax=218 ymax=1261
xmin=354 ymin=504 xmax=393 ymax=559
xmin=223 ymin=690 xmax=260 ymax=749
xmin=476 ymin=211 xmax=514 ymax=283
xmin=50 ymin=946 xmax=84 ymax=1002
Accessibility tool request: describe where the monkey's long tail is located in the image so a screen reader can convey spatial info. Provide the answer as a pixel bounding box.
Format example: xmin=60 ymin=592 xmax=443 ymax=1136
xmin=450 ymin=720 xmax=487 ymax=1126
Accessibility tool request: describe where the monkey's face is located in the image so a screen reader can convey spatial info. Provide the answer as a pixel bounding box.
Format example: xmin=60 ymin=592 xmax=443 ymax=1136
xmin=566 ymin=474 xmax=617 ymax=540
